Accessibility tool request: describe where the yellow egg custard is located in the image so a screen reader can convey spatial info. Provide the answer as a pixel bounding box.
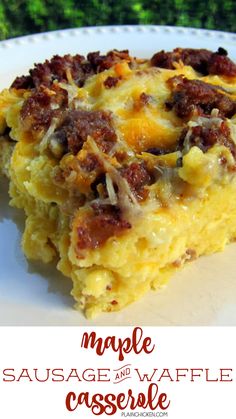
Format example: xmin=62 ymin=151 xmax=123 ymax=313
xmin=1 ymin=47 xmax=236 ymax=318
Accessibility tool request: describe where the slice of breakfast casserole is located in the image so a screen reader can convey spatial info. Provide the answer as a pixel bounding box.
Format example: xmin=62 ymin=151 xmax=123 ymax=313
xmin=1 ymin=47 xmax=236 ymax=318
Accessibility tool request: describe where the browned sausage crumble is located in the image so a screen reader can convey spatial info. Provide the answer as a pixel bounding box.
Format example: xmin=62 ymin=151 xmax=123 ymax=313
xmin=77 ymin=204 xmax=131 ymax=251
xmin=12 ymin=50 xmax=131 ymax=90
xmin=151 ymin=47 xmax=236 ymax=77
xmin=166 ymin=76 xmax=236 ymax=119
xmin=53 ymin=109 xmax=117 ymax=155
xmin=178 ymin=120 xmax=236 ymax=157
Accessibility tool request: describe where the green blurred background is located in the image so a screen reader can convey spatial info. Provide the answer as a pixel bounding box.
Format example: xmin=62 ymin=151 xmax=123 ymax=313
xmin=0 ymin=0 xmax=235 ymax=40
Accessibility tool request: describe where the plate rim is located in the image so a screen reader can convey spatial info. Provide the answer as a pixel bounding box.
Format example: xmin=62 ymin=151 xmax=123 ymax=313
xmin=0 ymin=24 xmax=236 ymax=51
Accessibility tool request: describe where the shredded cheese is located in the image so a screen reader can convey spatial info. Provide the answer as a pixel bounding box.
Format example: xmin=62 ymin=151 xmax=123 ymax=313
xmin=38 ymin=118 xmax=58 ymax=153
xmin=87 ymin=136 xmax=142 ymax=220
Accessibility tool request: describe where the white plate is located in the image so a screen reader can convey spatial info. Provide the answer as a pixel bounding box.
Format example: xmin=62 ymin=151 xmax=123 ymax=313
xmin=1 ymin=25 xmax=236 ymax=326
